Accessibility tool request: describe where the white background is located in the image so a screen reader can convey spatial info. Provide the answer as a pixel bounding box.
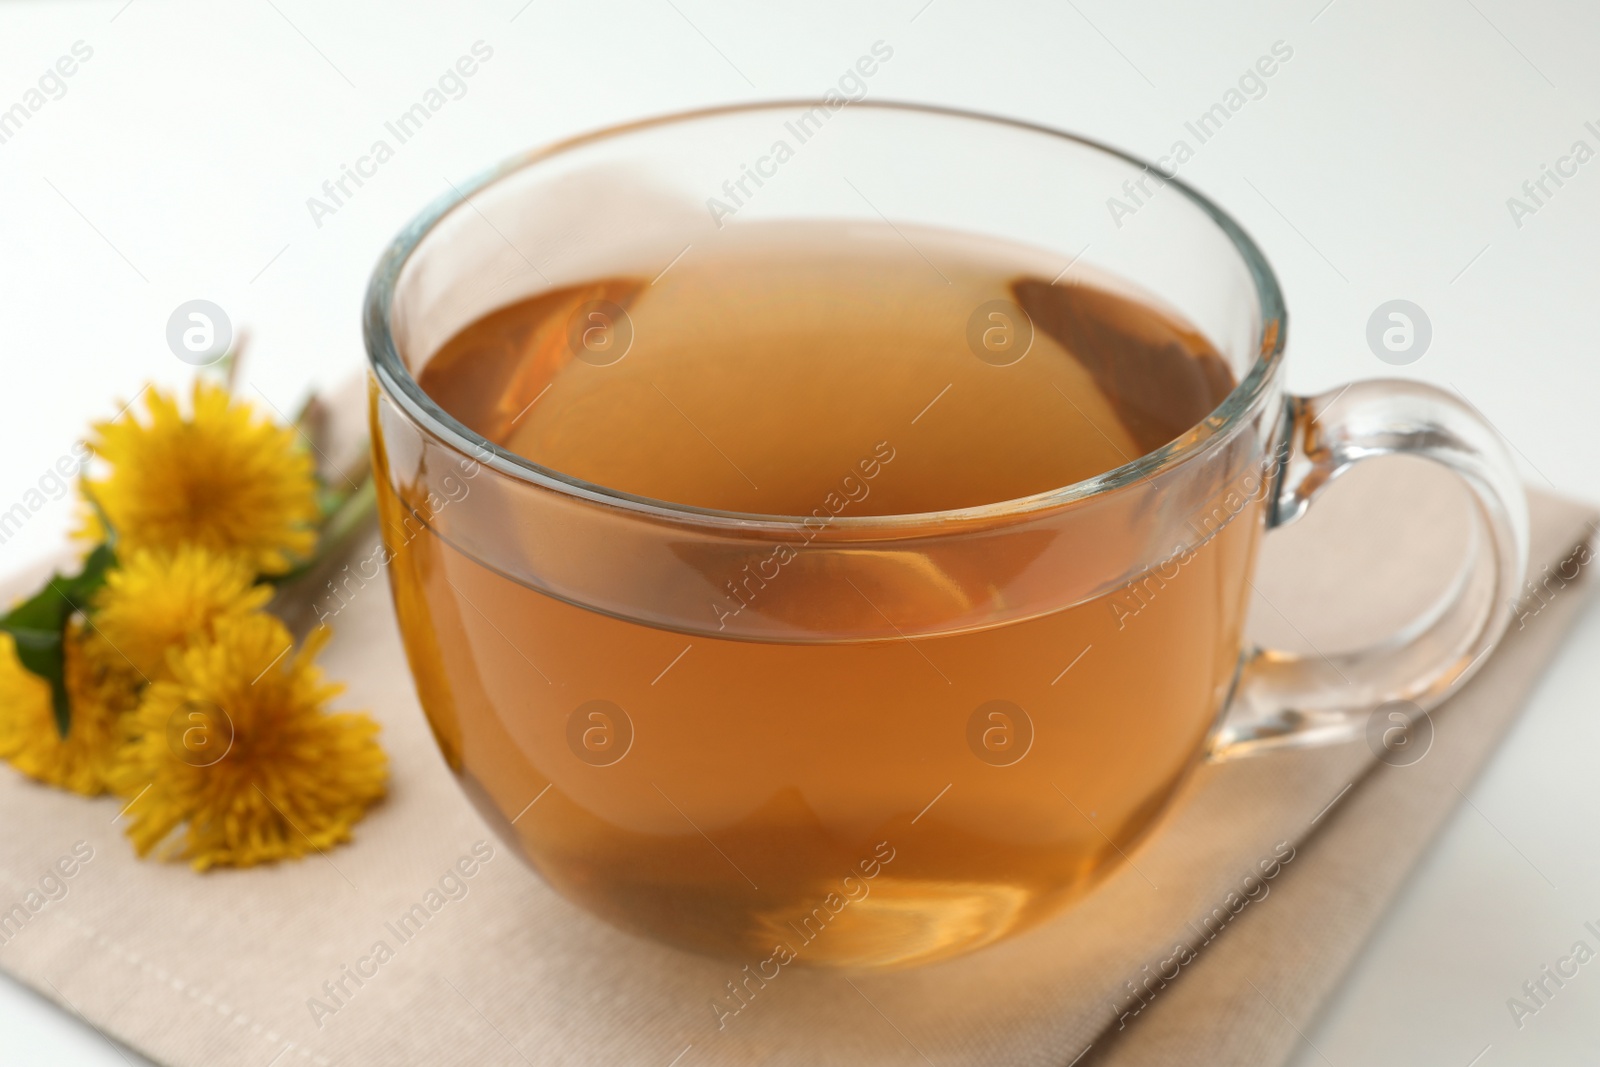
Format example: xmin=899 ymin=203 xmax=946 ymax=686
xmin=1 ymin=0 xmax=1598 ymax=1063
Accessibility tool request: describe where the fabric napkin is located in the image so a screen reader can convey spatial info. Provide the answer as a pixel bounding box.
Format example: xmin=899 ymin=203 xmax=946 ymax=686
xmin=0 ymin=458 xmax=1591 ymax=1067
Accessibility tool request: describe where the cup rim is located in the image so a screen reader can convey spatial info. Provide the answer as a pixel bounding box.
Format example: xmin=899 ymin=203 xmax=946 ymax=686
xmin=363 ymin=99 xmax=1288 ymax=534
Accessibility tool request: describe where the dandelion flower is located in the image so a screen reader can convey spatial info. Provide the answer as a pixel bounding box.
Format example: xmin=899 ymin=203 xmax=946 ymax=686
xmin=72 ymin=496 xmax=108 ymax=546
xmin=0 ymin=623 xmax=141 ymax=796
xmin=93 ymin=546 xmax=272 ymax=681
xmin=111 ymin=612 xmax=386 ymax=870
xmin=85 ymin=381 xmax=320 ymax=575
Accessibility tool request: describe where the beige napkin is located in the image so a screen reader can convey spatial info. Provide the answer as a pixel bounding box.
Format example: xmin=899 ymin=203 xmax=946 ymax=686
xmin=0 ymin=462 xmax=1592 ymax=1067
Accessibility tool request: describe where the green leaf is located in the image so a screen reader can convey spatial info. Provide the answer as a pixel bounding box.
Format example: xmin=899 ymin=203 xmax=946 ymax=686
xmin=0 ymin=543 xmax=117 ymax=738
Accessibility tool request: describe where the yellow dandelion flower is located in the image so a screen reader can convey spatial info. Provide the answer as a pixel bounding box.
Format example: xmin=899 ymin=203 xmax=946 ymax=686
xmin=85 ymin=380 xmax=320 ymax=575
xmin=111 ymin=612 xmax=386 ymax=870
xmin=93 ymin=546 xmax=272 ymax=682
xmin=0 ymin=623 xmax=141 ymax=796
xmin=72 ymin=497 xmax=107 ymax=546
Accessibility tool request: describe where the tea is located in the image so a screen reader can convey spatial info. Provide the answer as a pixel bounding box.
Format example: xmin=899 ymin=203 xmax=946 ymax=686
xmin=380 ymin=219 xmax=1262 ymax=968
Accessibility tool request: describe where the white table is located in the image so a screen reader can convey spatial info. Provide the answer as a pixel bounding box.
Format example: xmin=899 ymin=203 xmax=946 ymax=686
xmin=1 ymin=1 xmax=1596 ymax=1063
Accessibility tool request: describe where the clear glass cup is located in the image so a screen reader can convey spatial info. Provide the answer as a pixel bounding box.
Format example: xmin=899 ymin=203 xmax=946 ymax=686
xmin=363 ymin=102 xmax=1527 ymax=970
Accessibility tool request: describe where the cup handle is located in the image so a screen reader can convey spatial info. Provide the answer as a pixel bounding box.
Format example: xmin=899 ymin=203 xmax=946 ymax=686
xmin=1208 ymin=380 xmax=1531 ymax=760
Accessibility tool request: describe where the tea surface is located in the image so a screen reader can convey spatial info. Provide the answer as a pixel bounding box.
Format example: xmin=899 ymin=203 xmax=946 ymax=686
xmin=420 ymin=221 xmax=1234 ymax=515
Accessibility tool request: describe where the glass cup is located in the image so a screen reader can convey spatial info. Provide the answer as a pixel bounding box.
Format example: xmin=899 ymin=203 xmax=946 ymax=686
xmin=362 ymin=102 xmax=1527 ymax=970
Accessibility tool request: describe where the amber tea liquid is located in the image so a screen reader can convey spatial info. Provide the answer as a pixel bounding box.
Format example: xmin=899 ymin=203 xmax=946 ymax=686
xmin=377 ymin=219 xmax=1263 ymax=968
